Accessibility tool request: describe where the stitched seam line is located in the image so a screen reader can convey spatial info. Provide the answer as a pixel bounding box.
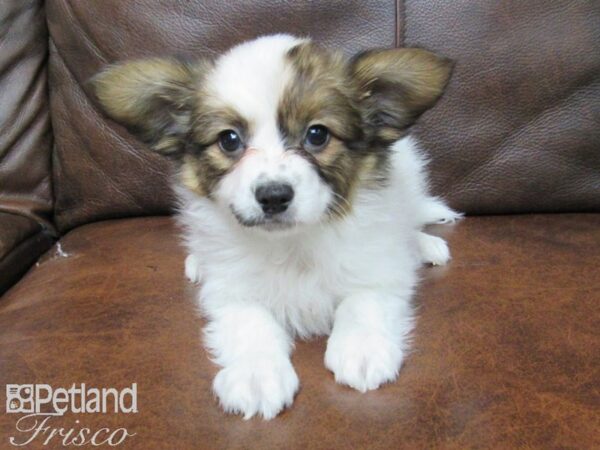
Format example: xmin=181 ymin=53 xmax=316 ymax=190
xmin=396 ymin=0 xmax=406 ymax=47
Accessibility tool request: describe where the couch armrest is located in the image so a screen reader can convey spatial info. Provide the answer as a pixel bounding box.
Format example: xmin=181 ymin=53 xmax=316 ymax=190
xmin=0 ymin=212 xmax=54 ymax=295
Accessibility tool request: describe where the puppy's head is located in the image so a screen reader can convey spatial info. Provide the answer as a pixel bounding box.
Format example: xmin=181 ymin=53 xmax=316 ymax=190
xmin=93 ymin=35 xmax=451 ymax=231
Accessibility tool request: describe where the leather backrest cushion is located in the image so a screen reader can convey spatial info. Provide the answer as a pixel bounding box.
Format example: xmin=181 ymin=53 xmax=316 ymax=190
xmin=404 ymin=0 xmax=600 ymax=214
xmin=47 ymin=1 xmax=600 ymax=231
xmin=0 ymin=0 xmax=54 ymax=230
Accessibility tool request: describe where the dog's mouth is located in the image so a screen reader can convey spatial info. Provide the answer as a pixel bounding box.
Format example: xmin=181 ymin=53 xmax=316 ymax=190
xmin=230 ymin=206 xmax=296 ymax=231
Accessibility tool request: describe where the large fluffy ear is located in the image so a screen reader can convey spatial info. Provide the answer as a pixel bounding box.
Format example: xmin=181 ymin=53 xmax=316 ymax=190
xmin=350 ymin=48 xmax=453 ymax=141
xmin=92 ymin=58 xmax=204 ymax=157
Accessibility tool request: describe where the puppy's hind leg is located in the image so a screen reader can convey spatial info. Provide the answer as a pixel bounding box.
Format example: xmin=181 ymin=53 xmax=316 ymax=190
xmin=185 ymin=254 xmax=203 ymax=283
xmin=417 ymin=231 xmax=451 ymax=266
xmin=418 ymin=197 xmax=462 ymax=226
xmin=416 ymin=198 xmax=461 ymax=265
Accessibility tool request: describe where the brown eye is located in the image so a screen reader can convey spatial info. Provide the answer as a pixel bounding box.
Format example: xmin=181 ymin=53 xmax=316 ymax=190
xmin=304 ymin=125 xmax=330 ymax=151
xmin=218 ymin=130 xmax=243 ymax=153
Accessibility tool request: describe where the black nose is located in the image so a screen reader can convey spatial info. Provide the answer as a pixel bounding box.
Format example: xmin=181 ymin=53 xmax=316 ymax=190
xmin=255 ymin=183 xmax=294 ymax=215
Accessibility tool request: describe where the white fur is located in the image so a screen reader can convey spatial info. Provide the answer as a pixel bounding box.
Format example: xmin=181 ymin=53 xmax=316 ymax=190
xmin=176 ymin=35 xmax=460 ymax=420
xmin=184 ymin=254 xmax=203 ymax=283
xmin=418 ymin=232 xmax=451 ymax=266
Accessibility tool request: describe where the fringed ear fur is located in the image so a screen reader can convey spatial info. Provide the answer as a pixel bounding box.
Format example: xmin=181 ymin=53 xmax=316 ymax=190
xmin=92 ymin=58 xmax=209 ymax=158
xmin=350 ymin=48 xmax=453 ymax=142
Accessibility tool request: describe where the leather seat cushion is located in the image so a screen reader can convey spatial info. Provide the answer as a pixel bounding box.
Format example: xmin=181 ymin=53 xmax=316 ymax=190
xmin=0 ymin=215 xmax=598 ymax=449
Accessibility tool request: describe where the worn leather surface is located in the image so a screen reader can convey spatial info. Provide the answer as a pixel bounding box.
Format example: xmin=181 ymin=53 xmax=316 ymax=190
xmin=0 ymin=0 xmax=55 ymax=292
xmin=46 ymin=0 xmax=396 ymax=232
xmin=0 ymin=215 xmax=598 ymax=449
xmin=0 ymin=0 xmax=53 ymax=225
xmin=404 ymin=0 xmax=600 ymax=214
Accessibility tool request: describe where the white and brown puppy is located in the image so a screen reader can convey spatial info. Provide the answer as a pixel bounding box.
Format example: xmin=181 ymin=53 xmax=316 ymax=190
xmin=93 ymin=34 xmax=460 ymax=420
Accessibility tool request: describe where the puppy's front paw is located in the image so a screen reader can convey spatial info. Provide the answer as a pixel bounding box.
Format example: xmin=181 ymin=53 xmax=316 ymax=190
xmin=184 ymin=254 xmax=203 ymax=283
xmin=213 ymin=357 xmax=299 ymax=420
xmin=325 ymin=330 xmax=403 ymax=392
xmin=418 ymin=232 xmax=450 ymax=266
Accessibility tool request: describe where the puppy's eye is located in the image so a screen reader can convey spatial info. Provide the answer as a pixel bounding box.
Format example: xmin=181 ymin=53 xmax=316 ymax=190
xmin=218 ymin=130 xmax=243 ymax=153
xmin=304 ymin=125 xmax=330 ymax=151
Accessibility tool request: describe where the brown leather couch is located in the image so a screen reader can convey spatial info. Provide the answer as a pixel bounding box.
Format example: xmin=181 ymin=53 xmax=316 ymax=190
xmin=1 ymin=1 xmax=599 ymax=449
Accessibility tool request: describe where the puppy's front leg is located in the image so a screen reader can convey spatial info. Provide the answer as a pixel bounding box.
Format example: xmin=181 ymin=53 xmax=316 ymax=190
xmin=204 ymin=302 xmax=299 ymax=420
xmin=325 ymin=290 xmax=413 ymax=392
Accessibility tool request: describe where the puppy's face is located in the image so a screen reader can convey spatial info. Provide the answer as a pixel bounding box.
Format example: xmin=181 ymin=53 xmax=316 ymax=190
xmin=93 ymin=35 xmax=451 ymax=231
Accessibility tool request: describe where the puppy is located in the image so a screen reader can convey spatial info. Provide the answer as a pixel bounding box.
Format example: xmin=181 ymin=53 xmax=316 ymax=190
xmin=93 ymin=34 xmax=460 ymax=420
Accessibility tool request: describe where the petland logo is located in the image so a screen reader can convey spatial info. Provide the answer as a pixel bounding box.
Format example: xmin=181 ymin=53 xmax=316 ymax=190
xmin=5 ymin=383 xmax=137 ymax=447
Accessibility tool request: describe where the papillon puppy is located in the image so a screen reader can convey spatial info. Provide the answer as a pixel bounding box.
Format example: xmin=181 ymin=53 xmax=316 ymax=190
xmin=93 ymin=34 xmax=460 ymax=420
